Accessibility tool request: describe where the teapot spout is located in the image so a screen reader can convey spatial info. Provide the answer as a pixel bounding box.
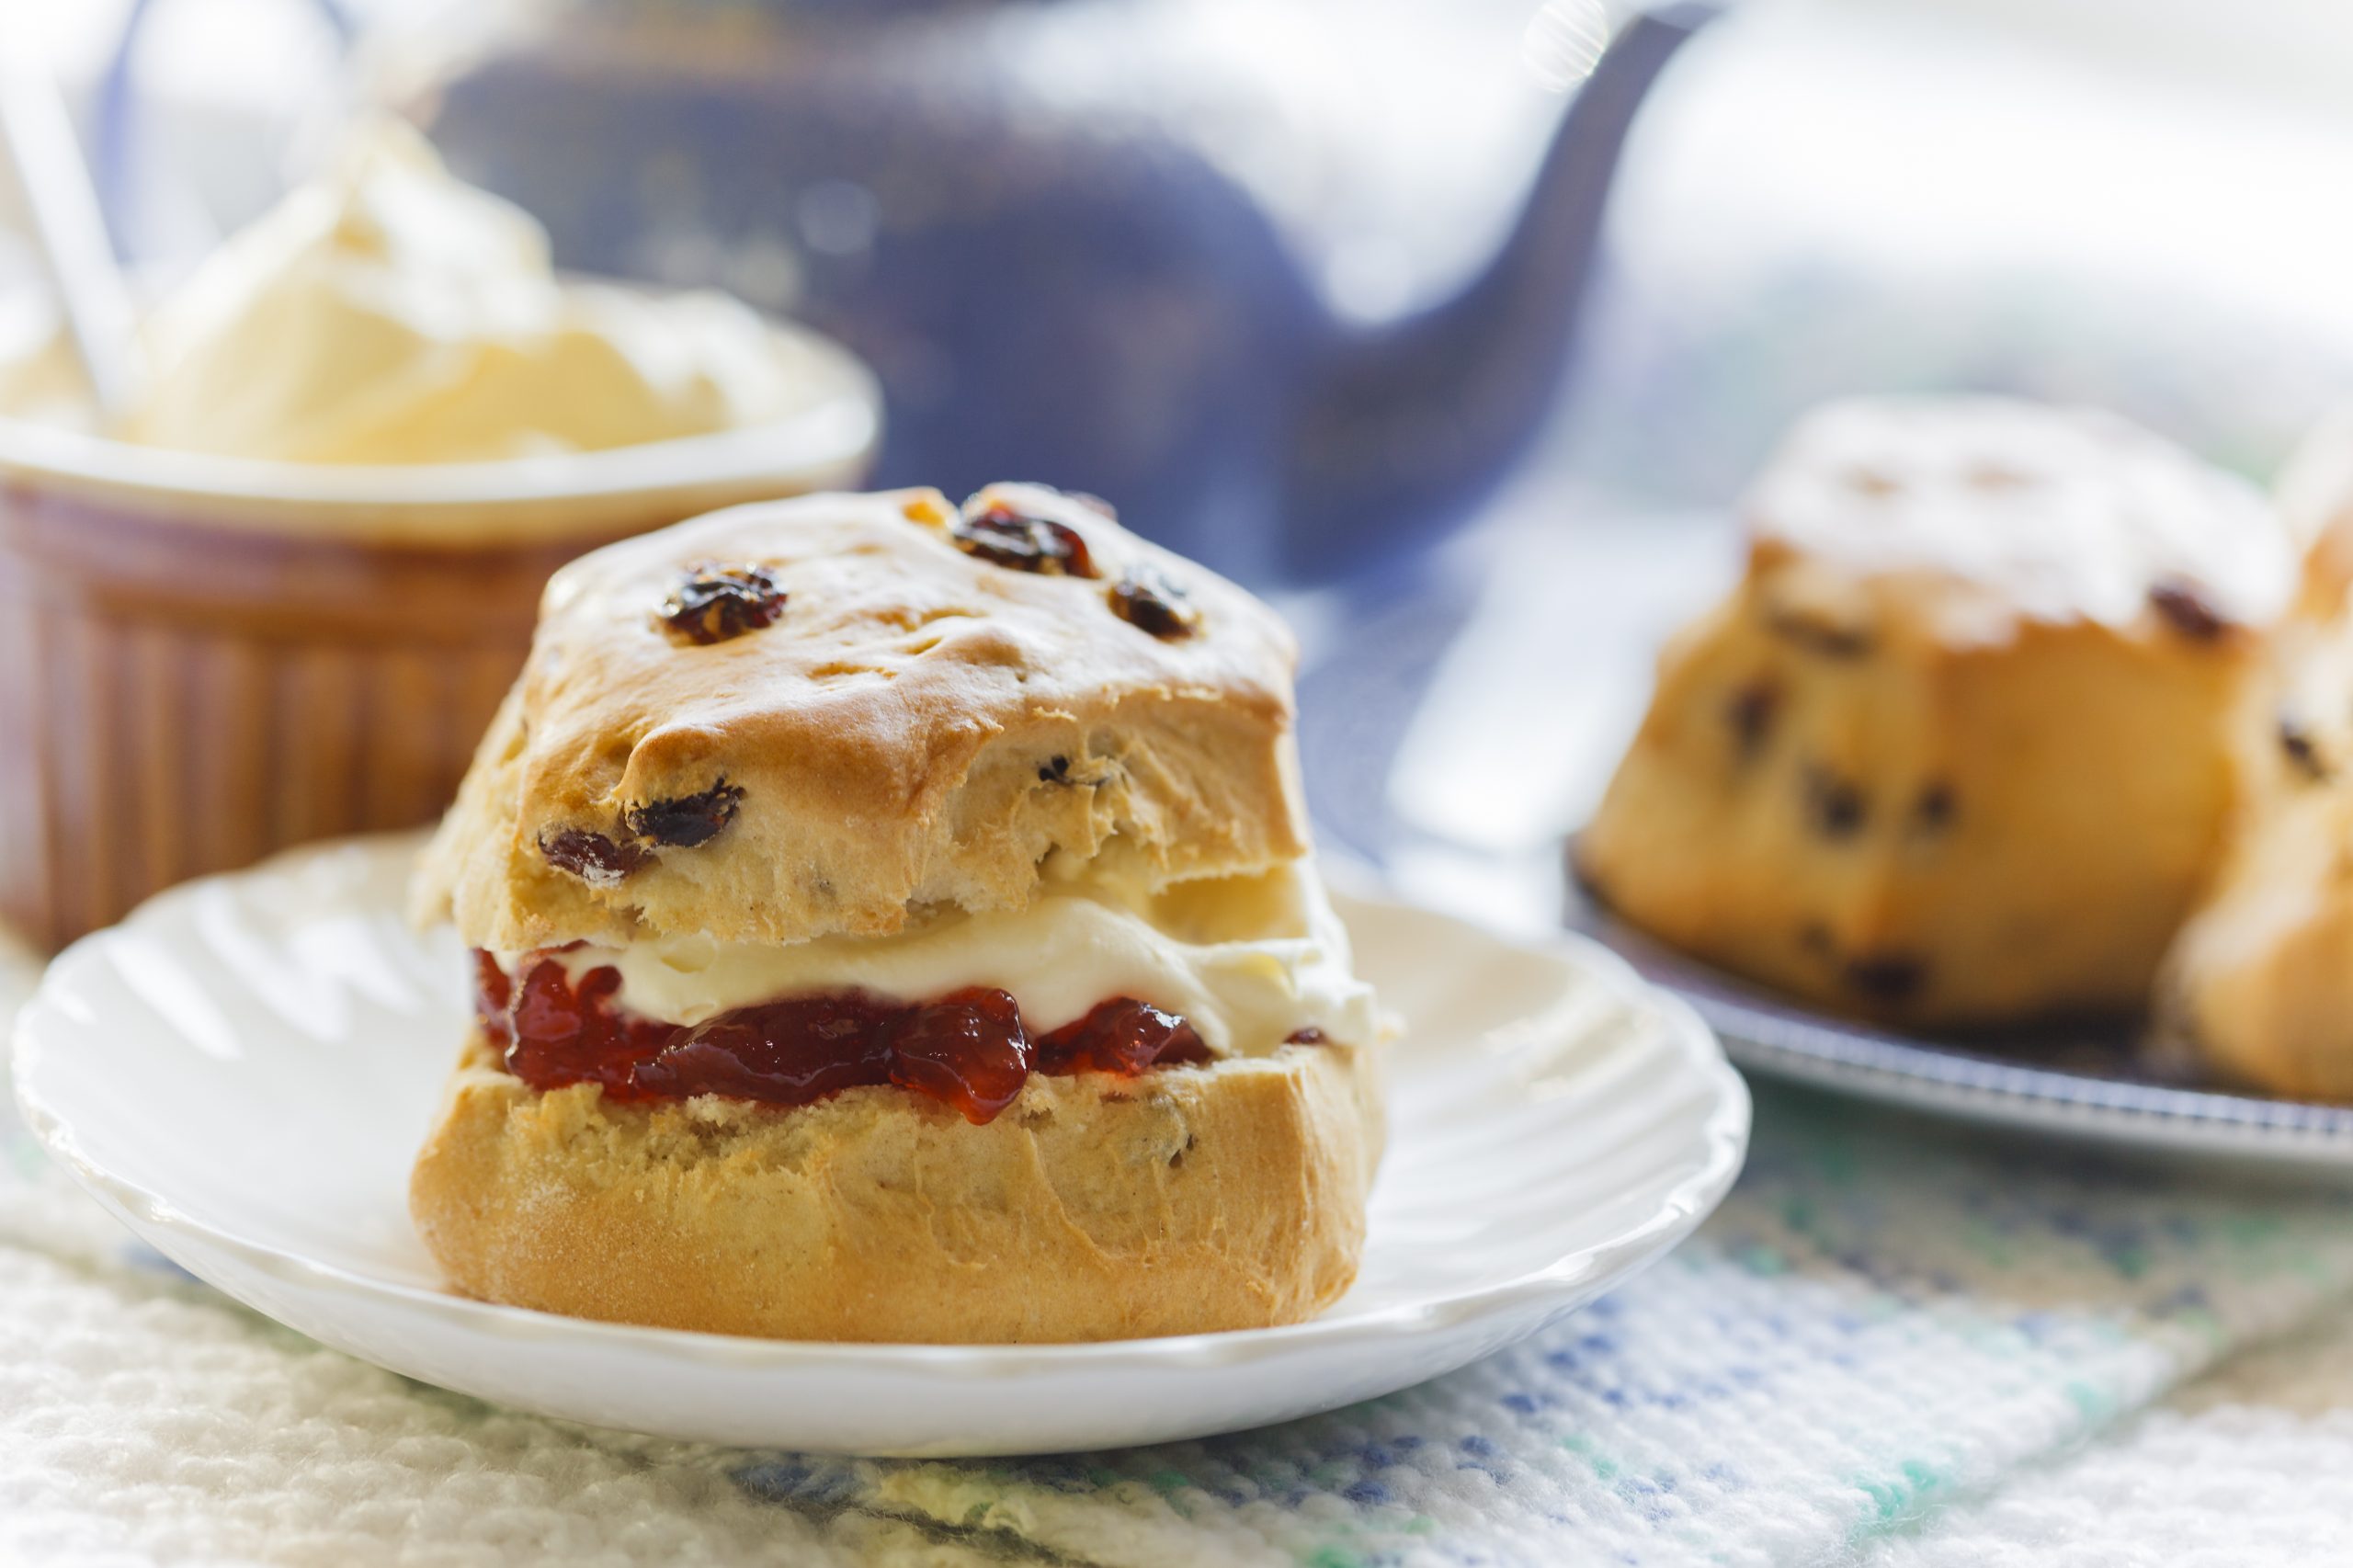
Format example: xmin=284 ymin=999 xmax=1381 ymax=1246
xmin=1283 ymin=3 xmax=1719 ymax=574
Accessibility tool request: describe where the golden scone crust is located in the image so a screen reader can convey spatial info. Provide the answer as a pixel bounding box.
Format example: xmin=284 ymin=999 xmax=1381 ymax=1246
xmin=2161 ymin=614 xmax=2353 ymax=1097
xmin=411 ymin=1033 xmax=1384 ymax=1342
xmin=1577 ymin=398 xmax=2294 ymax=1027
xmin=414 ymin=483 xmax=1309 ymax=953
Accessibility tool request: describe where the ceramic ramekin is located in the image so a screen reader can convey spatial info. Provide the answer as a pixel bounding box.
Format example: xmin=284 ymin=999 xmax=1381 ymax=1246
xmin=0 ymin=323 xmax=880 ymax=949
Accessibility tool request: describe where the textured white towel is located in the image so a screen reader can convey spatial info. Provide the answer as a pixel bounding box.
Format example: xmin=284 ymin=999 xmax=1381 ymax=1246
xmin=1866 ymin=1308 xmax=2353 ymax=1568
xmin=8 ymin=939 xmax=2353 ymax=1568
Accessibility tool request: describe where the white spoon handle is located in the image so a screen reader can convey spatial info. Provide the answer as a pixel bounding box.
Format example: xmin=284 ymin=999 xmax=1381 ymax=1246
xmin=0 ymin=36 xmax=144 ymax=419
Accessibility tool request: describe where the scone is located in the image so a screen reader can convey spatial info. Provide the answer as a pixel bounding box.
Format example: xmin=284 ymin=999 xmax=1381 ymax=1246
xmin=2162 ymin=426 xmax=2353 ymax=1097
xmin=1575 ymin=397 xmax=2295 ymax=1027
xmin=409 ymin=483 xmax=1386 ymax=1342
xmin=2277 ymin=403 xmax=2353 ymax=619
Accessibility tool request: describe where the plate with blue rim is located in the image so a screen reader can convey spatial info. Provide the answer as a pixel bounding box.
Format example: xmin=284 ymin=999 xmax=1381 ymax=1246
xmin=1560 ymin=868 xmax=2353 ymax=1170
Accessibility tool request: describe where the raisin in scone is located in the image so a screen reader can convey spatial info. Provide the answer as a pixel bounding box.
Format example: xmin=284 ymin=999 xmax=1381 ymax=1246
xmin=1575 ymin=398 xmax=2295 ymax=1027
xmin=410 ymin=483 xmax=1386 ymax=1342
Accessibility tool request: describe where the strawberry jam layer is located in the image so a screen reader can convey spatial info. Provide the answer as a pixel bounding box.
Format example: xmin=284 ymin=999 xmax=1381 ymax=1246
xmin=473 ymin=950 xmax=1220 ymax=1125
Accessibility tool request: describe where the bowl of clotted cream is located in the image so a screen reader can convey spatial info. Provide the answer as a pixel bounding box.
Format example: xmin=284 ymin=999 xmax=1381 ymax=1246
xmin=0 ymin=120 xmax=880 ymax=948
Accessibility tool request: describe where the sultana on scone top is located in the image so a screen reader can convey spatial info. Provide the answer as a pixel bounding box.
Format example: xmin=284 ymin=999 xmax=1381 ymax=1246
xmin=415 ymin=483 xmax=1310 ymax=955
xmin=1576 ymin=397 xmax=2297 ymax=1026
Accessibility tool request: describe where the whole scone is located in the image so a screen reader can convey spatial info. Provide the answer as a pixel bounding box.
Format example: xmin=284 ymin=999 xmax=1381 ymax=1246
xmin=1576 ymin=398 xmax=2295 ymax=1027
xmin=2162 ymin=426 xmax=2353 ymax=1098
xmin=411 ymin=483 xmax=1387 ymax=1342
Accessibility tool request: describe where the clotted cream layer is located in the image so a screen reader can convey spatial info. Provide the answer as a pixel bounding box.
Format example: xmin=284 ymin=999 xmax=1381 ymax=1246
xmin=529 ymin=858 xmax=1380 ymax=1058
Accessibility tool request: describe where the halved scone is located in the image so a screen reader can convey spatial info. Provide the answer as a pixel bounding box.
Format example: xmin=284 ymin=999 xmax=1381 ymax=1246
xmin=410 ymin=483 xmax=1386 ymax=1341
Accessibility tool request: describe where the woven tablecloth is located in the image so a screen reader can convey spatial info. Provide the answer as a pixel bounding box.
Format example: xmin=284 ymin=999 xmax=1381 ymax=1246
xmin=7 ymin=934 xmax=2353 ymax=1568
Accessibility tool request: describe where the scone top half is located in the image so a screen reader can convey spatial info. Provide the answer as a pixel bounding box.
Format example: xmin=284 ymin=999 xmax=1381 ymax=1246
xmin=415 ymin=482 xmax=1380 ymax=1067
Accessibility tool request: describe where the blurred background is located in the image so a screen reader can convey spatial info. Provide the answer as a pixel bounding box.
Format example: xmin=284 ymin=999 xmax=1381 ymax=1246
xmin=6 ymin=0 xmax=2353 ymax=929
xmin=20 ymin=0 xmax=2353 ymax=481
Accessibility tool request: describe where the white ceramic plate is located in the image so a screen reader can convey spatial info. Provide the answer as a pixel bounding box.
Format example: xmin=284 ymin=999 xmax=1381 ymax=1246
xmin=13 ymin=836 xmax=1748 ymax=1457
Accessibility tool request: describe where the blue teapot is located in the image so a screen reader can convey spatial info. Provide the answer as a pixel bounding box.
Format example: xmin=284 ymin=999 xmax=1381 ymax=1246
xmin=125 ymin=0 xmax=1719 ymax=584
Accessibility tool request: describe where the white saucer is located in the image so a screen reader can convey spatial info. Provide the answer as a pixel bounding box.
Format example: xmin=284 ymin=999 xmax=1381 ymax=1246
xmin=12 ymin=835 xmax=1747 ymax=1457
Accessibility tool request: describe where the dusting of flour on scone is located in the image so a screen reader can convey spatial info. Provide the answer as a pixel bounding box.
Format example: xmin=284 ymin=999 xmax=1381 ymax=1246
xmin=1576 ymin=398 xmax=2295 ymax=1028
xmin=410 ymin=484 xmax=1386 ymax=1343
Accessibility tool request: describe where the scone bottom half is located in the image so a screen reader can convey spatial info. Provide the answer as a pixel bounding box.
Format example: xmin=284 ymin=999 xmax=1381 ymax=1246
xmin=1576 ymin=398 xmax=2298 ymax=1030
xmin=410 ymin=483 xmax=1388 ymax=1343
